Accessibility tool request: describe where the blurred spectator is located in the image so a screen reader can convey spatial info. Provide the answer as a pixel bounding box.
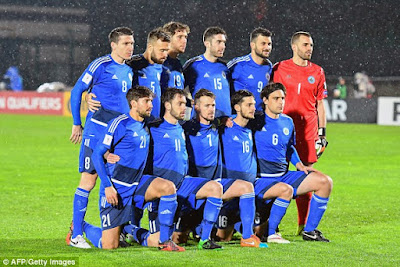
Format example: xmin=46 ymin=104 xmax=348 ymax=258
xmin=36 ymin=82 xmax=71 ymax=92
xmin=2 ymin=66 xmax=23 ymax=91
xmin=333 ymin=76 xmax=347 ymax=99
xmin=354 ymin=72 xmax=375 ymax=99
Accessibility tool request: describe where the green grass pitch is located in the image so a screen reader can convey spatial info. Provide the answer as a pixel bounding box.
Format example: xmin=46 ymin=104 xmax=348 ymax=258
xmin=0 ymin=114 xmax=399 ymax=266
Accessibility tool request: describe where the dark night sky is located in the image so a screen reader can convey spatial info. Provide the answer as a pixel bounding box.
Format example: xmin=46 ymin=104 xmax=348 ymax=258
xmin=1 ymin=0 xmax=399 ymax=88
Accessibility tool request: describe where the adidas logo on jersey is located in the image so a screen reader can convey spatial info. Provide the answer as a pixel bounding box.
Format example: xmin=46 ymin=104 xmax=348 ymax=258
xmin=133 ymin=132 xmax=138 ymax=137
xmin=163 ymin=133 xmax=170 ymax=138
xmin=160 ymin=209 xmax=172 ymax=215
xmin=203 ymin=73 xmax=210 ymax=78
xmin=196 ymin=132 xmax=202 ymax=136
xmin=233 ymin=136 xmax=239 ymax=141
xmin=261 ymin=127 xmax=267 ymax=132
xmin=112 ymin=74 xmax=118 ymax=80
xmin=247 ymin=74 xmax=254 ymax=79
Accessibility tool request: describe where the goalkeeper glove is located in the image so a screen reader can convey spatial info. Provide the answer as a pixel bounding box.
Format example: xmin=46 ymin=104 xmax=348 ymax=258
xmin=316 ymin=127 xmax=328 ymax=159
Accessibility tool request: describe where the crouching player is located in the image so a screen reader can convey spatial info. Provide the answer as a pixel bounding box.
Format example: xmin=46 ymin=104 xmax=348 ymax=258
xmin=143 ymin=88 xmax=224 ymax=250
xmin=218 ymin=90 xmax=292 ymax=245
xmin=253 ymin=83 xmax=333 ymax=242
xmin=66 ymin=86 xmax=180 ymax=250
xmin=178 ymin=89 xmax=260 ymax=248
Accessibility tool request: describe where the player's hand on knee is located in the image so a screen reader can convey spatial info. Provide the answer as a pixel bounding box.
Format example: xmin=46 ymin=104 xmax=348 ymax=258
xmin=86 ymin=93 xmax=101 ymax=112
xmin=70 ymin=125 xmax=83 ymax=144
xmin=105 ymin=186 xmax=118 ymax=206
xmin=105 ymin=152 xmax=120 ymax=163
xmin=295 ymin=162 xmax=315 ymax=174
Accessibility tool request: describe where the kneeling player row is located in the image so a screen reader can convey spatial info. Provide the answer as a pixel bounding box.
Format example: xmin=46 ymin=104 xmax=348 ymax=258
xmin=67 ymin=84 xmax=332 ymax=250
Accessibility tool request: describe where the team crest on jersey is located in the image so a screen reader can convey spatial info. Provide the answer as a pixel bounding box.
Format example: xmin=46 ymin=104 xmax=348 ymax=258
xmin=283 ymin=128 xmax=289 ymax=136
xmin=308 ymin=76 xmax=315 ymax=84
xmin=222 ymin=71 xmax=226 ymax=79
xmin=266 ymin=73 xmax=270 ymax=81
xmin=182 ymin=132 xmax=186 ymax=140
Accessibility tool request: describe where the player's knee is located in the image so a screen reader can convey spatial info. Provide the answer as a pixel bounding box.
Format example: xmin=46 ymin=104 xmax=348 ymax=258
xmin=159 ymin=179 xmax=176 ymax=196
xmin=236 ymin=180 xmax=254 ymax=195
xmin=79 ymin=173 xmax=97 ymax=191
xmin=207 ymin=180 xmax=223 ymax=197
xmin=216 ymin=228 xmax=233 ymax=241
xmin=101 ymin=239 xmax=119 ymax=250
xmin=319 ymin=174 xmax=333 ymax=192
xmin=279 ymin=183 xmax=293 ymax=200
xmin=146 ymin=233 xmax=160 ymax=247
xmin=173 ymin=231 xmax=188 ymax=244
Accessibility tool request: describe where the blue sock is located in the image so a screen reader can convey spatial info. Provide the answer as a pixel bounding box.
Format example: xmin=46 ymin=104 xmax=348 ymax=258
xmin=240 ymin=192 xmax=255 ymax=239
xmin=123 ymin=224 xmax=150 ymax=246
xmin=82 ymin=221 xmax=102 ymax=248
xmin=304 ymin=194 xmax=329 ymax=232
xmin=268 ymin=198 xmax=290 ymax=236
xmin=158 ymin=194 xmax=178 ymax=243
xmin=72 ymin=188 xmax=89 ymax=238
xmin=234 ymin=221 xmax=242 ymax=234
xmin=201 ymin=197 xmax=223 ymax=241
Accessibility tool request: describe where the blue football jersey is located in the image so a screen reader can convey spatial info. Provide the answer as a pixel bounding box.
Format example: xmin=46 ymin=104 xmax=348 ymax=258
xmin=228 ymin=54 xmax=272 ymax=111
xmin=183 ymin=119 xmax=222 ymax=180
xmin=71 ymin=54 xmax=133 ymax=126
xmin=128 ymin=55 xmax=167 ymax=118
xmin=92 ymin=114 xmax=150 ymax=205
xmin=252 ymin=113 xmax=301 ymax=176
xmin=148 ymin=119 xmax=188 ymax=186
xmin=162 ymin=56 xmax=185 ymax=90
xmin=183 ymin=55 xmax=231 ymax=117
xmin=220 ymin=121 xmax=257 ymax=183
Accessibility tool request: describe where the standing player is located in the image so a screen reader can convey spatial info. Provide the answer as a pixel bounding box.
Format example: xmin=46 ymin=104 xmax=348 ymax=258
xmin=146 ymin=88 xmax=224 ymax=250
xmin=68 ymin=27 xmax=134 ymax=248
xmin=127 ymin=28 xmax=170 ymax=118
xmin=273 ymin=31 xmax=328 ymax=234
xmin=228 ymin=27 xmax=273 ymax=111
xmin=70 ymin=87 xmax=182 ymax=250
xmin=162 ymin=21 xmax=190 ymax=90
xmin=183 ymin=27 xmax=231 ymax=118
xmin=180 ymin=89 xmax=258 ymax=248
xmin=253 ymin=82 xmax=332 ymax=242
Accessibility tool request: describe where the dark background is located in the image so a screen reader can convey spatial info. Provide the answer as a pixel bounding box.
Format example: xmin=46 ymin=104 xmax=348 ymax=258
xmin=0 ymin=0 xmax=398 ymax=90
